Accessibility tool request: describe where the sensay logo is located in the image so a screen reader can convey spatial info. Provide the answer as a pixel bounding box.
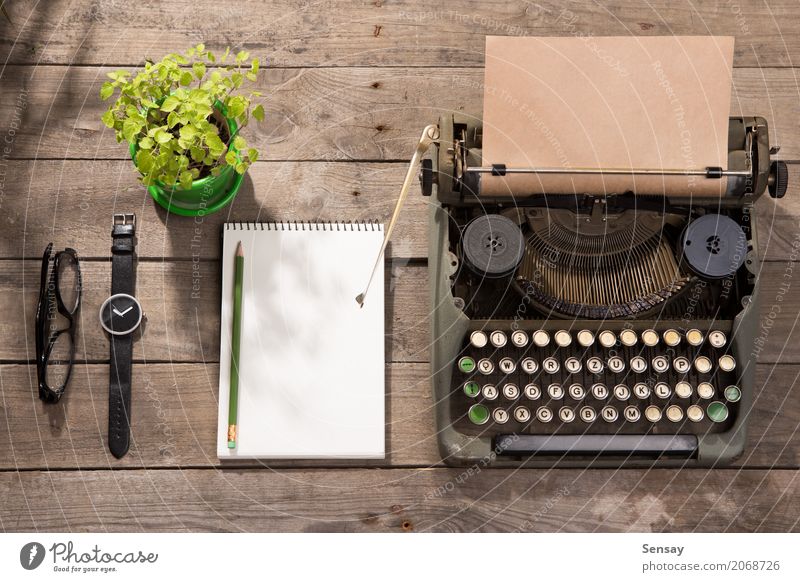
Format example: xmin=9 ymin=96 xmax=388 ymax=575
xmin=20 ymin=542 xmax=46 ymax=570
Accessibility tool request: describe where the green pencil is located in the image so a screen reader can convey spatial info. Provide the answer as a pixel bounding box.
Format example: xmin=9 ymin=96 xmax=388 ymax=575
xmin=227 ymin=241 xmax=244 ymax=449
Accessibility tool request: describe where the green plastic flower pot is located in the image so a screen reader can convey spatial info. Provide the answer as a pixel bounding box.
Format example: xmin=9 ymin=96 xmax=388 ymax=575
xmin=129 ymin=103 xmax=245 ymax=217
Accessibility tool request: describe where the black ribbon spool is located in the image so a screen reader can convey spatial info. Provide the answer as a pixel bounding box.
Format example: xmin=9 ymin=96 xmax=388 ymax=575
xmin=680 ymin=214 xmax=747 ymax=279
xmin=461 ymin=214 xmax=525 ymax=278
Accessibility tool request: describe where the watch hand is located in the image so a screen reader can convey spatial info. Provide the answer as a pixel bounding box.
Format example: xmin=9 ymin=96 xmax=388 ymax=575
xmin=112 ymin=306 xmax=123 ymax=316
xmin=112 ymin=305 xmax=134 ymax=317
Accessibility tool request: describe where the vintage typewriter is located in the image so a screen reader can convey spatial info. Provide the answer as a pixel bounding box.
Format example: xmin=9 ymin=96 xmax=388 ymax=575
xmin=416 ymin=113 xmax=788 ymax=467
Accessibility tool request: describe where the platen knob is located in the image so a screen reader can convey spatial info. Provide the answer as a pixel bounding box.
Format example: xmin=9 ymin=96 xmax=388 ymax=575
xmin=769 ymin=160 xmax=788 ymax=199
xmin=419 ymin=158 xmax=433 ymax=196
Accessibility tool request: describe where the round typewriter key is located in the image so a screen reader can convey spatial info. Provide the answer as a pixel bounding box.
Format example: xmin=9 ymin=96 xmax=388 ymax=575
xmin=458 ymin=357 xmax=476 ymax=374
xmin=543 ymin=357 xmax=560 ymax=374
xmin=489 ymin=330 xmax=507 ymax=348
xmin=663 ymin=329 xmax=681 ymax=347
xmin=624 ymin=406 xmax=641 ymax=422
xmin=463 ymin=381 xmax=481 ymax=398
xmin=535 ymin=406 xmax=553 ymax=423
xmin=687 ymin=404 xmax=705 ymax=422
xmin=478 ymin=358 xmax=495 ymax=375
xmin=548 ymin=383 xmax=565 ymax=400
xmin=654 ymin=382 xmax=671 ymax=399
xmin=601 ymin=406 xmax=618 ymax=422
xmin=652 ymin=356 xmax=669 ymax=374
xmin=554 ymin=330 xmax=572 ymax=347
xmin=498 ymin=357 xmax=516 ymax=374
xmin=634 ymin=383 xmax=651 ymax=399
xmin=579 ymin=406 xmax=597 ymax=423
xmin=468 ymin=404 xmax=490 ymax=425
xmin=666 ymin=405 xmax=684 ymax=423
xmin=694 ymin=356 xmax=713 ymax=374
xmin=502 ymin=383 xmax=520 ymax=400
xmin=614 ymin=384 xmax=631 ymax=401
xmin=591 ymin=383 xmax=609 ymax=400
xmin=559 ymin=407 xmax=576 ymax=423
xmin=598 ymin=330 xmax=616 ymax=348
xmin=515 ymin=406 xmax=533 ymax=423
xmin=577 ymin=329 xmax=595 ymax=347
xmin=724 ymin=385 xmax=742 ymax=403
xmin=642 ymin=329 xmax=659 ymax=347
xmin=630 ymin=356 xmax=648 ymax=374
xmin=718 ymin=355 xmax=736 ymax=373
xmin=709 ymin=330 xmax=727 ymax=348
xmin=686 ymin=329 xmax=704 ymax=346
xmin=697 ymin=382 xmax=715 ymax=400
xmin=607 ymin=356 xmax=625 ymax=374
xmin=568 ymin=383 xmax=586 ymax=400
xmin=524 ymin=384 xmax=541 ymax=400
xmin=511 ymin=330 xmax=529 ymax=348
xmin=619 ymin=329 xmax=638 ymax=347
xmin=521 ymin=358 xmax=539 ymax=374
xmin=675 ymin=381 xmax=693 ymax=399
xmin=587 ymin=357 xmax=604 ymax=374
xmin=707 ymin=401 xmax=729 ymax=423
xmin=645 ymin=405 xmax=662 ymax=423
xmin=492 ymin=408 xmax=509 ymax=424
xmin=482 ymin=384 xmax=498 ymax=400
xmin=470 ymin=330 xmax=488 ymax=349
xmin=532 ymin=330 xmax=550 ymax=348
xmin=564 ymin=357 xmax=582 ymax=374
xmin=673 ymin=356 xmax=691 ymax=374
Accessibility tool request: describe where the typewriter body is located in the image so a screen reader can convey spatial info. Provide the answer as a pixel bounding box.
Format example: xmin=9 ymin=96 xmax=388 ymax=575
xmin=424 ymin=113 xmax=788 ymax=467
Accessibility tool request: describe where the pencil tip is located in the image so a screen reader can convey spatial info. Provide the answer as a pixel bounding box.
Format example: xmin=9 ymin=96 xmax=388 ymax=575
xmin=236 ymin=241 xmax=243 ymax=256
xmin=355 ymin=293 xmax=364 ymax=307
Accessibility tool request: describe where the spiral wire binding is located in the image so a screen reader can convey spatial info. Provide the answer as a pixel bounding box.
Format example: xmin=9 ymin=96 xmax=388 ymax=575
xmin=225 ymin=220 xmax=383 ymax=231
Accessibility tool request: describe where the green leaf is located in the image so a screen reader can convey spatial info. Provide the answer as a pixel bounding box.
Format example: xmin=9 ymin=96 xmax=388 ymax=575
xmin=247 ymin=148 xmax=259 ymax=162
xmin=180 ymin=71 xmax=193 ymax=86
xmin=154 ymin=128 xmax=173 ymax=144
xmin=232 ymin=135 xmax=246 ymax=150
xmin=245 ymin=72 xmax=257 ymax=82
xmin=251 ymin=58 xmax=260 ymax=74
xmin=225 ymin=151 xmax=238 ymax=165
xmin=161 ymin=96 xmax=181 ymax=112
xmin=179 ymin=171 xmax=194 ymax=190
xmin=100 ymin=82 xmax=114 ymax=100
xmin=235 ymin=50 xmax=250 ymax=63
xmin=190 ymin=146 xmax=206 ymax=162
xmin=101 ymin=110 xmax=116 ymax=128
xmin=195 ymin=43 xmax=205 ymax=53
xmin=180 ymin=124 xmax=199 ymax=140
xmin=235 ymin=162 xmax=247 ymax=174
xmin=193 ymin=62 xmax=206 ymax=80
xmin=122 ymin=118 xmax=144 ymax=142
xmin=251 ymin=104 xmax=265 ymax=122
xmin=138 ymin=136 xmax=154 ymax=150
xmin=136 ymin=150 xmax=155 ymax=174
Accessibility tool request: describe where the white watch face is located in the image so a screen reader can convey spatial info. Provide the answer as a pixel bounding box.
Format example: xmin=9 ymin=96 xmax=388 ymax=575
xmin=99 ymin=293 xmax=143 ymax=335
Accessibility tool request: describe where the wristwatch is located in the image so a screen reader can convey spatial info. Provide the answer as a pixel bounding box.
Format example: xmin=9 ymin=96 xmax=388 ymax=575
xmin=98 ymin=213 xmax=144 ymax=459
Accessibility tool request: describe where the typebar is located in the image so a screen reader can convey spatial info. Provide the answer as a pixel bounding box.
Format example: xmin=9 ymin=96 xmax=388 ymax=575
xmin=495 ymin=434 xmax=698 ymax=457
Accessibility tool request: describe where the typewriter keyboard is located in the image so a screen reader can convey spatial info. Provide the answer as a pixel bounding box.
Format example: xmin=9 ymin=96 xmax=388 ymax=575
xmin=453 ymin=326 xmax=739 ymax=437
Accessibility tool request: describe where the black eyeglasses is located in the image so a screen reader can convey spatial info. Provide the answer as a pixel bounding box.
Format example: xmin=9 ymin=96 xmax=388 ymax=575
xmin=35 ymin=243 xmax=82 ymax=403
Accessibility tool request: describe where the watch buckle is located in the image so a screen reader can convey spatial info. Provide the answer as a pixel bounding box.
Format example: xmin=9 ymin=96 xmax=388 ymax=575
xmin=113 ymin=213 xmax=136 ymax=228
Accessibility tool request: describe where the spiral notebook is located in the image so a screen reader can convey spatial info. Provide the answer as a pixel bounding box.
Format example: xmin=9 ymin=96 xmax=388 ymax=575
xmin=217 ymin=221 xmax=385 ymax=459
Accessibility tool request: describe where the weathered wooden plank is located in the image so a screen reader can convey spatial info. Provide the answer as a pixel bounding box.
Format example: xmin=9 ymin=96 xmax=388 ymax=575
xmin=1 ymin=467 xmax=798 ymax=532
xmin=2 ymin=66 xmax=799 ymax=161
xmin=0 ymin=362 xmax=796 ymax=471
xmin=1 ymin=0 xmax=799 ymax=67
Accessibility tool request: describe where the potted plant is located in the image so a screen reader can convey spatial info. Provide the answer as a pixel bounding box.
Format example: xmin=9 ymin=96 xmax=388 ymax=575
xmin=100 ymin=44 xmax=264 ymax=216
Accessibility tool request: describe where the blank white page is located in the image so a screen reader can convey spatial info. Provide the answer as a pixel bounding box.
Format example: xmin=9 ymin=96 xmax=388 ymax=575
xmin=217 ymin=222 xmax=385 ymax=459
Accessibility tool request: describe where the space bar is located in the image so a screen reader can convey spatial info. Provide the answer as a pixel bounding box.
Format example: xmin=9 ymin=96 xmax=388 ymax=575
xmin=495 ymin=434 xmax=698 ymax=457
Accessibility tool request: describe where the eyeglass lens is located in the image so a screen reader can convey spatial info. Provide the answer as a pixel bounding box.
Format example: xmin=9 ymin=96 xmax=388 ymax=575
xmin=56 ymin=252 xmax=81 ymax=313
xmin=45 ymin=332 xmax=73 ymax=390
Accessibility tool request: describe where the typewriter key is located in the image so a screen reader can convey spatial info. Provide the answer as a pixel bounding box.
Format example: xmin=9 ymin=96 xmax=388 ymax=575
xmin=468 ymin=404 xmax=490 ymax=425
xmin=724 ymin=385 xmax=742 ymax=403
xmin=543 ymin=357 xmax=560 ymax=374
xmin=502 ymin=383 xmax=520 ymax=400
xmin=598 ymin=330 xmax=616 ymax=348
xmin=470 ymin=330 xmax=488 ymax=348
xmin=524 ymin=384 xmax=541 ymax=400
xmin=521 ymin=358 xmax=539 ymax=374
xmin=663 ymin=329 xmax=681 ymax=347
xmin=673 ymin=356 xmax=691 ymax=374
xmin=591 ymin=383 xmax=609 ymax=400
xmin=492 ymin=408 xmax=509 ymax=424
xmin=559 ymin=407 xmax=576 ymax=423
xmin=482 ymin=384 xmax=499 ymax=400
xmin=554 ymin=330 xmax=572 ymax=347
xmin=652 ymin=356 xmax=669 ymax=373
xmin=511 ymin=330 xmax=529 ymax=348
xmin=568 ymin=383 xmax=586 ymax=400
xmin=607 ymin=356 xmax=625 ymax=374
xmin=707 ymin=401 xmax=729 ymax=423
xmin=666 ymin=405 xmax=684 ymax=423
xmin=694 ymin=356 xmax=712 ymax=374
xmin=458 ymin=357 xmax=476 ymax=374
xmin=687 ymin=404 xmax=704 ymax=422
xmin=463 ymin=381 xmax=481 ymax=398
xmin=579 ymin=406 xmax=597 ymax=423
xmin=654 ymin=382 xmax=672 ymax=399
xmin=697 ymin=382 xmax=714 ymax=400
xmin=548 ymin=383 xmax=565 ymax=400
xmin=624 ymin=406 xmax=641 ymax=422
xmin=577 ymin=329 xmax=595 ymax=347
xmin=630 ymin=356 xmax=648 ymax=374
xmin=619 ymin=329 xmax=638 ymax=347
xmin=601 ymin=406 xmax=618 ymax=422
xmin=709 ymin=330 xmax=727 ymax=348
xmin=645 ymin=405 xmax=662 ymax=423
xmin=614 ymin=384 xmax=631 ymax=401
xmin=686 ymin=329 xmax=704 ymax=346
xmin=587 ymin=357 xmax=604 ymax=374
xmin=515 ymin=406 xmax=533 ymax=423
xmin=642 ymin=329 xmax=659 ymax=347
xmin=564 ymin=357 xmax=582 ymax=374
xmin=633 ymin=383 xmax=651 ymax=399
xmin=718 ymin=355 xmax=736 ymax=372
xmin=478 ymin=358 xmax=495 ymax=375
xmin=499 ymin=357 xmax=516 ymax=374
xmin=675 ymin=381 xmax=693 ymax=399
xmin=490 ymin=330 xmax=507 ymax=348
xmin=535 ymin=407 xmax=553 ymax=423
xmin=532 ymin=330 xmax=551 ymax=348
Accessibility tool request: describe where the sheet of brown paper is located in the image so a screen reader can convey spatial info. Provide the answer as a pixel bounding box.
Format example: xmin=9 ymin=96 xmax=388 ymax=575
xmin=481 ymin=36 xmax=734 ymax=197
